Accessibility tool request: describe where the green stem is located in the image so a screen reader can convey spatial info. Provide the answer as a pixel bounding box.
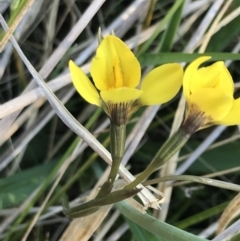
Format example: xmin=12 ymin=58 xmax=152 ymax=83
xmin=125 ymin=128 xmax=190 ymax=189
xmin=108 ymin=123 xmax=126 ymax=182
xmin=65 ymin=188 xmax=141 ymax=218
xmin=116 ymin=201 xmax=210 ymax=241
xmin=95 ymin=123 xmax=126 ymax=198
xmin=143 ymin=175 xmax=240 ymax=192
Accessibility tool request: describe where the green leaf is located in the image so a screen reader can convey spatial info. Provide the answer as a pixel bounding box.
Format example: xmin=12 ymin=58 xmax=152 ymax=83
xmin=116 ymin=201 xmax=210 ymax=241
xmin=175 ymin=202 xmax=228 ymax=229
xmin=137 ymin=0 xmax=185 ymax=56
xmin=139 ymin=53 xmax=240 ymax=66
xmin=126 ymin=217 xmax=165 ymax=241
xmin=159 ymin=0 xmax=184 ymax=51
xmin=0 ymin=160 xmax=57 ymax=209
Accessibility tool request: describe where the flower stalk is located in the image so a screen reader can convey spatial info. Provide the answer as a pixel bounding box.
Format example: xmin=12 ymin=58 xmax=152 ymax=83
xmin=109 ymin=123 xmax=126 ymax=183
xmin=95 ymin=123 xmax=126 ymax=198
xmin=64 ymin=187 xmax=141 ymax=218
xmin=125 ymin=128 xmax=190 ymax=189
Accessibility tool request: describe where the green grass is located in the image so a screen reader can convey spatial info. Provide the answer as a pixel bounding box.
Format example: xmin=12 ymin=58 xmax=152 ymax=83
xmin=1 ymin=0 xmax=240 ymax=240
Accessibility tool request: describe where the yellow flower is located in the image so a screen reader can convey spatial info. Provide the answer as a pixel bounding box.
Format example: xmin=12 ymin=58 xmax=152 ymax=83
xmin=69 ymin=35 xmax=183 ymax=125
xmin=182 ymin=56 xmax=240 ymax=132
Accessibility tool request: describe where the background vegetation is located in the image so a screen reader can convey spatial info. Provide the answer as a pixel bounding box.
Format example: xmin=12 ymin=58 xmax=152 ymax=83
xmin=1 ymin=0 xmax=240 ymax=240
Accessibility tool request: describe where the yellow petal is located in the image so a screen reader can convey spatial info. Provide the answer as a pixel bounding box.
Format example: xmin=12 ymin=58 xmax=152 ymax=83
xmin=218 ymin=98 xmax=240 ymax=125
xmin=91 ymin=35 xmax=141 ymax=90
xmin=100 ymin=88 xmax=142 ymax=103
xmin=139 ymin=63 xmax=183 ymax=105
xmin=217 ymin=62 xmax=234 ymax=97
xmin=188 ymin=88 xmax=233 ymax=121
xmin=183 ymin=56 xmax=211 ymax=98
xmin=69 ymin=60 xmax=101 ymax=106
xmin=190 ymin=63 xmax=221 ymax=92
xmin=190 ymin=62 xmax=234 ymax=97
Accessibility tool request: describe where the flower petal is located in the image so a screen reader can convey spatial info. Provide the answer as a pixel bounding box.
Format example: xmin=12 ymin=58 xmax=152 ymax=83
xmin=183 ymin=56 xmax=211 ymax=98
xmin=69 ymin=60 xmax=101 ymax=106
xmin=91 ymin=35 xmax=141 ymax=90
xmin=190 ymin=61 xmax=234 ymax=97
xmin=188 ymin=88 xmax=233 ymax=121
xmin=190 ymin=63 xmax=221 ymax=92
xmin=139 ymin=63 xmax=183 ymax=105
xmin=100 ymin=88 xmax=142 ymax=104
xmin=218 ymin=98 xmax=240 ymax=125
xmin=217 ymin=62 xmax=234 ymax=97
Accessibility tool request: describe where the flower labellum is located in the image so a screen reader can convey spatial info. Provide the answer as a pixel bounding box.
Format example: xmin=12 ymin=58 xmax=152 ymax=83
xmin=182 ymin=56 xmax=240 ymax=133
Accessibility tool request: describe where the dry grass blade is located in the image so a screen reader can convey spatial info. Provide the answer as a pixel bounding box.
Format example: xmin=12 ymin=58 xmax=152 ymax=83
xmin=0 ymin=0 xmax=106 ymax=140
xmin=185 ymin=0 xmax=224 ymax=52
xmin=213 ymin=218 xmax=240 ymax=241
xmin=0 ymin=0 xmax=34 ymax=52
xmin=0 ymin=89 xmax=75 ymax=171
xmin=0 ymin=69 xmax=86 ymax=119
xmin=93 ymin=210 xmax=121 ymax=241
xmin=216 ymin=193 xmax=240 ymax=235
xmin=195 ymin=5 xmax=240 ymax=51
xmin=199 ymin=0 xmax=233 ymax=53
xmin=60 ymin=205 xmax=112 ymax=241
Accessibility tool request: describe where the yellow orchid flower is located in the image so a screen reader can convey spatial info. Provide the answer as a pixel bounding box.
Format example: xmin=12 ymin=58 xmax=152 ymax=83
xmin=182 ymin=56 xmax=240 ymax=132
xmin=69 ymin=35 xmax=183 ymax=125
xmin=69 ymin=34 xmax=183 ymax=198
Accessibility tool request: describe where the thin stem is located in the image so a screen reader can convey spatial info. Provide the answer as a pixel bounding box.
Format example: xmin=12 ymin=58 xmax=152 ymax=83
xmin=143 ymin=175 xmax=240 ymax=192
xmin=108 ymin=124 xmax=126 ymax=181
xmin=65 ymin=188 xmax=140 ymax=218
xmin=96 ymin=123 xmax=126 ymax=198
xmin=125 ymin=128 xmax=190 ymax=189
